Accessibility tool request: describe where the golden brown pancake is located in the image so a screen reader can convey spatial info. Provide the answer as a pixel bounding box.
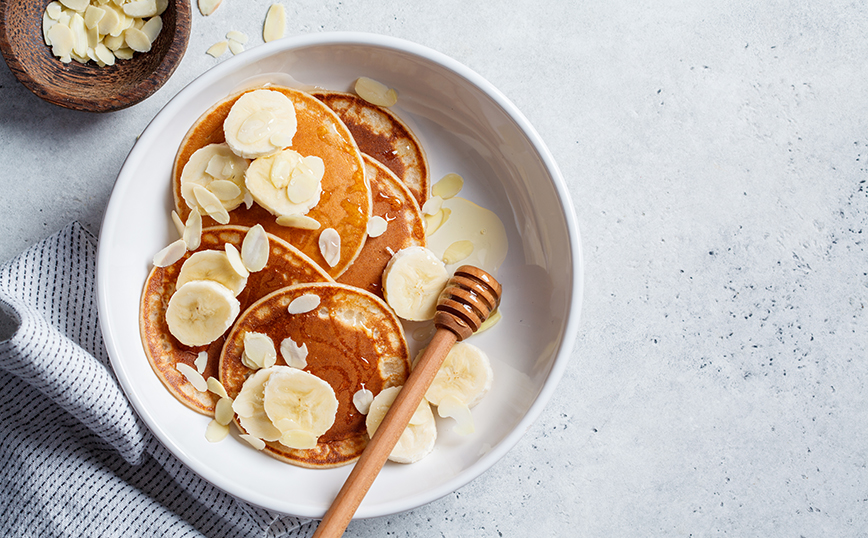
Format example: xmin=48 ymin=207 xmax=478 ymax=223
xmin=311 ymin=91 xmax=429 ymax=208
xmin=172 ymin=86 xmax=371 ymax=279
xmin=337 ymin=154 xmax=426 ymax=298
xmin=219 ymin=282 xmax=411 ymax=468
xmin=140 ymin=226 xmax=332 ymax=415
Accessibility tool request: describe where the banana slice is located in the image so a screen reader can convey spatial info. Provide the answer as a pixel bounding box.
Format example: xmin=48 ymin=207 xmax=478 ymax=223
xmin=424 ymin=342 xmax=493 ymax=408
xmin=245 ymin=148 xmax=324 ymax=218
xmin=223 ymin=89 xmax=298 ymax=159
xmin=176 ymin=250 xmax=248 ymax=296
xmin=366 ymin=386 xmax=437 ymax=463
xmin=179 ymin=143 xmax=248 ymax=216
xmin=165 ymin=280 xmax=240 ymax=347
xmin=232 ymin=367 xmax=282 ymax=442
xmin=262 ymin=366 xmax=338 ymax=450
xmin=381 ymin=246 xmax=449 ymax=321
xmin=422 ymin=341 xmax=493 ymax=435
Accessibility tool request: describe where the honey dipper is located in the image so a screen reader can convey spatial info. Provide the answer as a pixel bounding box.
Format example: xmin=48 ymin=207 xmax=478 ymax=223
xmin=312 ymin=265 xmax=502 ymax=538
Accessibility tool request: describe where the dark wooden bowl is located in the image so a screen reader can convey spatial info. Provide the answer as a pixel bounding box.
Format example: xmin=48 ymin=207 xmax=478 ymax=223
xmin=0 ymin=0 xmax=191 ymax=112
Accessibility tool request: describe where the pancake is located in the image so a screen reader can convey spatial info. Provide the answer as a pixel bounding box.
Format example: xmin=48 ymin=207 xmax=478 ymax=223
xmin=219 ymin=282 xmax=411 ymax=468
xmin=311 ymin=91 xmax=429 ymax=208
xmin=337 ymin=154 xmax=426 ymax=298
xmin=172 ymin=86 xmax=371 ymax=279
xmin=140 ymin=226 xmax=332 ymax=415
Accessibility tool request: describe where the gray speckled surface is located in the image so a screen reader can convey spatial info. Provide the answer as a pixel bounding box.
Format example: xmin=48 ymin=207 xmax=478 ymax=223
xmin=2 ymin=0 xmax=867 ymax=535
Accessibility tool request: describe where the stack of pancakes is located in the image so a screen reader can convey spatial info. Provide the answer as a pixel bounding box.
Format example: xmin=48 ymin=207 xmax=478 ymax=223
xmin=141 ymin=85 xmax=431 ymax=468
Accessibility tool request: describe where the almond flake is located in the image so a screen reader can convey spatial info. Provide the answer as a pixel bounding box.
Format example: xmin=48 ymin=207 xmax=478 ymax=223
xmin=123 ymin=0 xmax=157 ymax=18
xmin=198 ymin=0 xmax=222 ymax=16
xmin=171 ymin=210 xmax=185 ymax=237
xmin=353 ymin=387 xmax=374 ymax=414
xmin=153 ymin=238 xmax=187 ymax=267
xmin=215 ymin=397 xmax=234 ymax=425
xmin=425 ymin=207 xmax=451 ymax=236
xmin=83 ymin=5 xmax=105 ymax=29
xmin=239 ymin=434 xmax=266 ymax=450
xmin=176 ymin=362 xmax=207 ymax=392
xmin=226 ymin=30 xmax=248 ymax=44
xmin=141 ymin=15 xmax=162 ymax=42
xmin=207 ymin=376 xmax=229 ymax=398
xmin=275 ymin=214 xmax=320 ymax=230
xmin=59 ymin=0 xmax=89 ymax=11
xmin=194 ymin=350 xmax=208 ymax=374
xmin=183 ymin=208 xmax=202 ymax=250
xmin=124 ymin=27 xmax=151 ymax=53
xmin=263 ymin=3 xmax=285 ymax=43
xmin=318 ymin=227 xmax=341 ymax=267
xmin=367 ymin=215 xmax=387 ymax=238
xmin=421 ymin=195 xmax=443 ymax=216
xmin=225 ymin=243 xmax=250 ymax=278
xmin=241 ymin=224 xmax=269 ymax=272
xmin=205 ymin=419 xmax=230 ymax=442
xmin=193 ymin=185 xmax=230 ymax=224
xmin=228 ymin=39 xmax=244 ymax=55
xmin=280 ymin=337 xmax=308 ymax=369
xmin=242 ymin=332 xmax=276 ymax=370
xmin=354 ymin=77 xmax=398 ymax=107
xmin=288 ymin=294 xmax=320 ymax=315
xmin=206 ymin=40 xmax=228 ymax=57
xmin=207 ymin=179 xmax=241 ymax=201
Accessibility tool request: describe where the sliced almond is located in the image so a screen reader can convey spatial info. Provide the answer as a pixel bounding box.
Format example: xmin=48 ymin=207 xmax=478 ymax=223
xmin=242 ymin=332 xmax=277 ymax=370
xmin=183 ymin=208 xmax=202 ymax=250
xmin=207 ymin=377 xmax=229 ymax=398
xmin=194 ymin=350 xmax=209 ymax=374
xmin=124 ymin=27 xmax=152 ymax=53
xmin=141 ymin=15 xmax=162 ymax=43
xmin=47 ymin=2 xmax=64 ymax=20
xmin=123 ymin=0 xmax=158 ymax=18
xmin=103 ymin=32 xmax=125 ymax=51
xmin=205 ymin=420 xmax=230 ymax=442
xmin=97 ymin=5 xmax=119 ymax=35
xmin=279 ymin=337 xmax=308 ymax=369
xmin=227 ymin=39 xmax=244 ymax=55
xmin=241 ymin=224 xmax=269 ymax=272
xmin=275 ymin=214 xmax=320 ymax=230
xmin=206 ymin=40 xmax=228 ymax=57
xmin=83 ymin=5 xmax=105 ymax=29
xmin=421 ymin=195 xmax=443 ymax=216
xmin=47 ymin=23 xmax=75 ymax=60
xmin=353 ymin=388 xmax=374 ymax=414
xmin=114 ymin=47 xmax=134 ymax=59
xmin=176 ymin=363 xmax=208 ymax=392
xmin=153 ymin=238 xmax=187 ymax=267
xmin=239 ymin=434 xmax=266 ymax=450
xmin=171 ymin=210 xmax=185 ymax=238
xmin=215 ymin=397 xmax=235 ymax=425
xmin=226 ymin=30 xmax=248 ymax=44
xmin=263 ymin=3 xmax=286 ymax=43
xmin=69 ymin=13 xmax=87 ymax=56
xmin=224 ymin=243 xmax=250 ymax=278
xmin=192 ymin=185 xmax=231 ymax=224
xmin=198 ymin=0 xmax=222 ymax=16
xmin=425 ymin=207 xmax=450 ymax=236
xmin=318 ymin=227 xmax=341 ymax=267
xmin=207 ymin=179 xmax=242 ymax=201
xmin=354 ymin=77 xmax=398 ymax=107
xmin=288 ymin=294 xmax=321 ymax=315
xmin=59 ymin=0 xmax=89 ymax=12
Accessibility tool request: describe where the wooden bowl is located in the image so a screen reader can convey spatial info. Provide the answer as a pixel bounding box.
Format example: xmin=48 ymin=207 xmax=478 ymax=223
xmin=0 ymin=0 xmax=191 ymax=112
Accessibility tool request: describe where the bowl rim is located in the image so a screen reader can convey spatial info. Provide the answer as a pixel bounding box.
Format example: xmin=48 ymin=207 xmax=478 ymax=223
xmin=98 ymin=30 xmax=584 ymax=517
xmin=0 ymin=0 xmax=191 ymax=112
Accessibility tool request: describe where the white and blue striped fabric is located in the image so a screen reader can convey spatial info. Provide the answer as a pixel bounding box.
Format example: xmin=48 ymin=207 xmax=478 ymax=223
xmin=0 ymin=222 xmax=317 ymax=538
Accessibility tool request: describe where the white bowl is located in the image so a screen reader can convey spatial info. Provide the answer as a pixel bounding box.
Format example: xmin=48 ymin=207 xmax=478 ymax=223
xmin=97 ymin=32 xmax=582 ymax=519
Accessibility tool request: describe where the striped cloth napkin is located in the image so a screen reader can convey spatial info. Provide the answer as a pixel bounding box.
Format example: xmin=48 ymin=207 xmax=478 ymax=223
xmin=0 ymin=222 xmax=316 ymax=538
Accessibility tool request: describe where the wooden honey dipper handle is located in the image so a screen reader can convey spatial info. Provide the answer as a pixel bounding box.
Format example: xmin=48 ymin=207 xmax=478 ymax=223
xmin=312 ymin=266 xmax=502 ymax=538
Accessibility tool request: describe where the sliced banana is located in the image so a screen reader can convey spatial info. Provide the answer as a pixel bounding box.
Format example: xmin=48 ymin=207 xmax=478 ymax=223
xmin=224 ymin=89 xmax=298 ymax=159
xmin=245 ymin=148 xmax=324 ymax=217
xmin=176 ymin=250 xmax=248 ymax=296
xmin=179 ymin=143 xmax=248 ymax=216
xmin=262 ymin=366 xmax=338 ymax=450
xmin=232 ymin=367 xmax=282 ymax=441
xmin=381 ymin=246 xmax=449 ymax=321
xmin=366 ymin=386 xmax=437 ymax=463
xmin=421 ymin=342 xmax=493 ymax=435
xmin=424 ymin=341 xmax=493 ymax=409
xmin=165 ymin=280 xmax=240 ymax=347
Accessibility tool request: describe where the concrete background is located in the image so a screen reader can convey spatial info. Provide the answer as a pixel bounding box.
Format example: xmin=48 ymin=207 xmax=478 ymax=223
xmin=2 ymin=0 xmax=867 ymax=535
